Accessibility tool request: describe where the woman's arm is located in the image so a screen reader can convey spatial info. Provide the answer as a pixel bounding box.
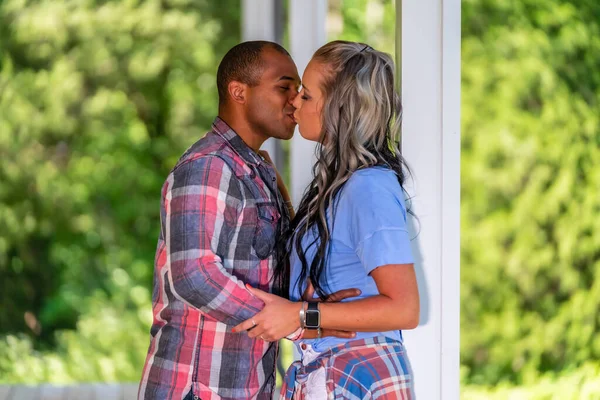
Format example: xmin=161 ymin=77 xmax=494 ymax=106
xmin=232 ymin=263 xmax=419 ymax=341
xmin=319 ymin=263 xmax=419 ymax=332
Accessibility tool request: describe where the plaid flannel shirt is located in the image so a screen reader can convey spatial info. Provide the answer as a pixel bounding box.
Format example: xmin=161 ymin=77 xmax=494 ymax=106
xmin=139 ymin=117 xmax=289 ymax=400
xmin=280 ymin=337 xmax=414 ymax=400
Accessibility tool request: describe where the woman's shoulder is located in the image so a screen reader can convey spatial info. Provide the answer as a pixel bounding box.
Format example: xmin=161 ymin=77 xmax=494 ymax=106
xmin=344 ymin=166 xmax=399 ymax=192
xmin=335 ymin=167 xmax=404 ymax=209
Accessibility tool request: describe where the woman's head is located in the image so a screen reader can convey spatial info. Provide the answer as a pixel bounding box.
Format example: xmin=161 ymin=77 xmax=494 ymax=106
xmin=275 ymin=41 xmax=409 ymax=300
xmin=293 ymin=40 xmax=402 ymax=150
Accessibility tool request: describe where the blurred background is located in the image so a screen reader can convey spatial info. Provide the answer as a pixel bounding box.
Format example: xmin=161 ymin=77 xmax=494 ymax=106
xmin=0 ymin=0 xmax=599 ymax=398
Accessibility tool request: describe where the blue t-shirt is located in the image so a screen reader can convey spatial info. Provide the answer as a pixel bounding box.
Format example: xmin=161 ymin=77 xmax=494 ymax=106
xmin=289 ymin=167 xmax=415 ymax=353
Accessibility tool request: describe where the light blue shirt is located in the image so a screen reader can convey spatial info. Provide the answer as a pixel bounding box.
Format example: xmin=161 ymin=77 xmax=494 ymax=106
xmin=289 ymin=167 xmax=415 ymax=353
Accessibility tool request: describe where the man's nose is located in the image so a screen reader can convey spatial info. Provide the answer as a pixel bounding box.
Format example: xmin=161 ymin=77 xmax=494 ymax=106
xmin=290 ymin=92 xmax=300 ymax=108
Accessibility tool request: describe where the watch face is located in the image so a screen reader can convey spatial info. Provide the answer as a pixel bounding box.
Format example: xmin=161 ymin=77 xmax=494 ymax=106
xmin=305 ymin=310 xmax=320 ymax=328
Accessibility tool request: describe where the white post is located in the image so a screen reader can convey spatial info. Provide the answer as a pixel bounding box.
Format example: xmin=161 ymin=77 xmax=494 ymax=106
xmin=288 ymin=0 xmax=328 ymax=206
xmin=241 ymin=0 xmax=281 ymax=170
xmin=399 ymin=0 xmax=461 ymax=399
xmin=242 ymin=0 xmax=275 ymax=41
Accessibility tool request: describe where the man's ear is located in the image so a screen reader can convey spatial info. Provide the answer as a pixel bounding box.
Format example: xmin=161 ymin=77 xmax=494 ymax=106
xmin=228 ymin=81 xmax=248 ymax=105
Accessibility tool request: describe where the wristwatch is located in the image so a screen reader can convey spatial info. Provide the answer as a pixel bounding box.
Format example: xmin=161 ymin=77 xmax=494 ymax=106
xmin=305 ymin=302 xmax=320 ymax=329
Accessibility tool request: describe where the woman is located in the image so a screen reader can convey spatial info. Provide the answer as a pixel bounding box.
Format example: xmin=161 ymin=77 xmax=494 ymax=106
xmin=233 ymin=41 xmax=419 ymax=399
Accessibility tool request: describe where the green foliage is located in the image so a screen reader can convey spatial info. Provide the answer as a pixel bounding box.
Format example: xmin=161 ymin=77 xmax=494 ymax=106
xmin=328 ymin=0 xmax=396 ymax=57
xmin=461 ymin=0 xmax=600 ymax=385
xmin=0 ymin=0 xmax=240 ymax=382
xmin=461 ymin=363 xmax=600 ymax=399
xmin=0 ymin=289 xmax=151 ymax=383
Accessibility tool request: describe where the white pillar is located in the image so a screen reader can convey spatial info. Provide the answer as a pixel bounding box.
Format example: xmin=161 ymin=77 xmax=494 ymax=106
xmin=242 ymin=0 xmax=282 ymax=170
xmin=242 ymin=0 xmax=275 ymax=41
xmin=288 ymin=0 xmax=328 ymax=206
xmin=399 ymin=0 xmax=461 ymax=399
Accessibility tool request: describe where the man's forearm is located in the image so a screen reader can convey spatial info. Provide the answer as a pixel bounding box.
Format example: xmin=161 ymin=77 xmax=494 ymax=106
xmin=169 ymin=256 xmax=265 ymax=326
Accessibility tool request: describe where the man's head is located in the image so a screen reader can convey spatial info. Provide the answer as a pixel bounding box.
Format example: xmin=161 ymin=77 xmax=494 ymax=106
xmin=217 ymin=41 xmax=300 ymax=141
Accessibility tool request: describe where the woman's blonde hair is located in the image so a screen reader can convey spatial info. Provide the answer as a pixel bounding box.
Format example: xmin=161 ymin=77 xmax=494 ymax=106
xmin=275 ymin=41 xmax=410 ymax=299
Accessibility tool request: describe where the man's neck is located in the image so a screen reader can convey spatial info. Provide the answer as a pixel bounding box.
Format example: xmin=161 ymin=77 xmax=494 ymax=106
xmin=218 ymin=111 xmax=266 ymax=152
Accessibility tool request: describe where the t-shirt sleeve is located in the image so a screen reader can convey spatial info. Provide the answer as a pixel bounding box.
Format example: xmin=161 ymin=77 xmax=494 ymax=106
xmin=340 ymin=172 xmax=415 ymax=274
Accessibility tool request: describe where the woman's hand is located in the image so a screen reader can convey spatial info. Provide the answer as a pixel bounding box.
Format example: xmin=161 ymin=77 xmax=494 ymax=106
xmin=232 ymin=285 xmax=301 ymax=342
xmin=233 ymin=282 xmax=363 ymax=342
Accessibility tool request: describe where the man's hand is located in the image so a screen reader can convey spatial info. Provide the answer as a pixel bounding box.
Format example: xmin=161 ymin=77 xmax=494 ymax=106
xmin=302 ymin=328 xmax=355 ymax=340
xmin=302 ymin=279 xmax=361 ymax=303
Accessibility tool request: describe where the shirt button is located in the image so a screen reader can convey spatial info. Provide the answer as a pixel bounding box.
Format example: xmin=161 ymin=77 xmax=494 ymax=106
xmin=301 ymin=344 xmax=307 ymax=350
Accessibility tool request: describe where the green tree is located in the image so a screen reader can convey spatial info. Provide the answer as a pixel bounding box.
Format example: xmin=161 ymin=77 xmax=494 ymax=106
xmin=328 ymin=0 xmax=396 ymax=57
xmin=461 ymin=0 xmax=600 ymax=385
xmin=0 ymin=0 xmax=240 ymax=382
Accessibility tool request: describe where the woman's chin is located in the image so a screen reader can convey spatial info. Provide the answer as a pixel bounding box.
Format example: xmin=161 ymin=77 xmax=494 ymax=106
xmin=298 ymin=128 xmax=319 ymax=142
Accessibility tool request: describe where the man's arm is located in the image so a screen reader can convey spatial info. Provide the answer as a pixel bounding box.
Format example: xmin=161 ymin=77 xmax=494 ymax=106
xmin=164 ymin=155 xmax=264 ymax=326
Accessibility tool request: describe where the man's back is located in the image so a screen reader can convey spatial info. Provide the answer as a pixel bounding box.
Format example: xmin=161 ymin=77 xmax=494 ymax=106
xmin=138 ymin=118 xmax=289 ymax=400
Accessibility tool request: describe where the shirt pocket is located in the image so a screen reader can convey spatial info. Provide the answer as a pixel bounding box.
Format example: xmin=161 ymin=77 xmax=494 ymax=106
xmin=253 ymin=202 xmax=281 ymax=259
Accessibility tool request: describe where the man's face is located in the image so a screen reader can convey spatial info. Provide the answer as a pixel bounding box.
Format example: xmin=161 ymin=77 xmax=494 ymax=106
xmin=245 ymin=48 xmax=301 ymax=141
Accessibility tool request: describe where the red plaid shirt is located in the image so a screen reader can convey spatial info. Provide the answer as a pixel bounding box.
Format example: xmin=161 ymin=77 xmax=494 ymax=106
xmin=139 ymin=118 xmax=289 ymax=400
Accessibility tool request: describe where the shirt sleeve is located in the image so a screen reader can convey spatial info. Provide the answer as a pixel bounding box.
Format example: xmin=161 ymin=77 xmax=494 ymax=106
xmin=343 ymin=173 xmax=415 ymax=274
xmin=163 ymin=155 xmax=264 ymax=326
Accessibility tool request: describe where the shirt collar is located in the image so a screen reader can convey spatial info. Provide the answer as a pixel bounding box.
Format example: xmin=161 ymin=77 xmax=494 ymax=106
xmin=212 ymin=117 xmax=263 ymax=166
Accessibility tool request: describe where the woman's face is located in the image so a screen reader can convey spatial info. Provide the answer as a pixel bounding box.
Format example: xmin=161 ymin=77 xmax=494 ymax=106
xmin=292 ymin=60 xmax=326 ymax=142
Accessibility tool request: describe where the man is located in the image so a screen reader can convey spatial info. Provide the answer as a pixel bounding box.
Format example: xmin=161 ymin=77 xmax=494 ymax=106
xmin=138 ymin=41 xmax=356 ymax=400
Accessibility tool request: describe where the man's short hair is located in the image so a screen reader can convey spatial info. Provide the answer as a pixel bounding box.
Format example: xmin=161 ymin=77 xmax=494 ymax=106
xmin=217 ymin=41 xmax=291 ymax=105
